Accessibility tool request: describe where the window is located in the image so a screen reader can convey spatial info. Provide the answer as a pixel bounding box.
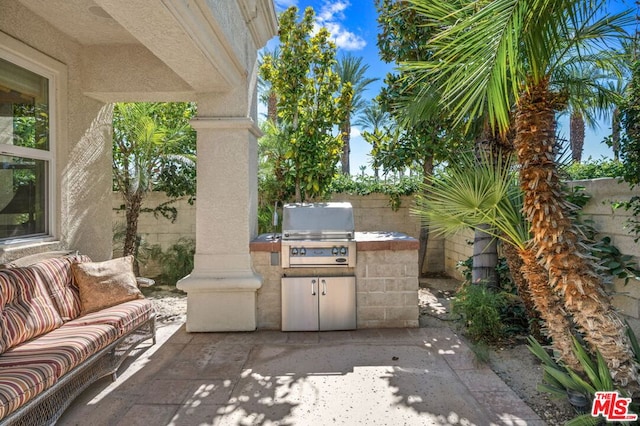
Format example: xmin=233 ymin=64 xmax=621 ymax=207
xmin=0 ymin=56 xmax=52 ymax=241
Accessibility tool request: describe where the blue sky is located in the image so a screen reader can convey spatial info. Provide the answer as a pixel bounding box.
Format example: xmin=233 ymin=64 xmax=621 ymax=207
xmin=264 ymin=0 xmax=635 ymax=174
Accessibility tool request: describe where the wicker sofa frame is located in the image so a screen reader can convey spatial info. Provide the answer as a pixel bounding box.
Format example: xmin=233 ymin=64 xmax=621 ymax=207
xmin=0 ymin=315 xmax=156 ymax=426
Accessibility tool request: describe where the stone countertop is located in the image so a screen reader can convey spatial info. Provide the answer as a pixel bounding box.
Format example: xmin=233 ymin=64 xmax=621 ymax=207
xmin=250 ymin=231 xmax=419 ymax=252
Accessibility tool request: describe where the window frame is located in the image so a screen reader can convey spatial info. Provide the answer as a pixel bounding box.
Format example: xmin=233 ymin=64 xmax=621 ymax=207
xmin=0 ymin=33 xmax=66 ymax=245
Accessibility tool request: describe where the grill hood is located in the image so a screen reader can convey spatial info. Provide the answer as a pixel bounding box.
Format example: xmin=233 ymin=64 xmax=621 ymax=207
xmin=282 ymin=202 xmax=355 ymax=240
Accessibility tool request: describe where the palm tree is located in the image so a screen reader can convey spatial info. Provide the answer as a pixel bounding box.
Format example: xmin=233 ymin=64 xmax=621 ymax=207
xmin=556 ymin=63 xmax=623 ymax=162
xmin=355 ymin=101 xmax=391 ymax=132
xmin=413 ymin=152 xmax=581 ymax=370
xmin=113 ymin=103 xmax=192 ymax=263
xmin=354 ymin=101 xmax=391 ymax=178
xmin=335 ymin=53 xmax=378 ymax=175
xmin=407 ymin=0 xmax=638 ymax=388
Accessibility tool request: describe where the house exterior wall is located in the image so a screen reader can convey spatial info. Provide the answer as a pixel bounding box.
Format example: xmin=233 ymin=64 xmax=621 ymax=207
xmin=1 ymin=0 xmax=276 ymax=268
xmin=0 ymin=1 xmax=112 ymax=262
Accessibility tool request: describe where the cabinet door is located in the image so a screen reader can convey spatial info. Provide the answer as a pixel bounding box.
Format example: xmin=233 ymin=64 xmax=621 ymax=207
xmin=281 ymin=277 xmax=319 ymax=331
xmin=319 ymin=277 xmax=356 ymax=331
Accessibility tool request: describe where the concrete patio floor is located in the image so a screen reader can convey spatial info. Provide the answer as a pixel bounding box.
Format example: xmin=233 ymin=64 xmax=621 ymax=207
xmin=57 ymin=319 xmax=544 ymax=426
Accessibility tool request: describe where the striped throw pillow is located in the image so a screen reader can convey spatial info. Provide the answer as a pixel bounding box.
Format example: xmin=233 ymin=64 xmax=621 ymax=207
xmin=0 ymin=268 xmax=64 ymax=354
xmin=30 ymin=255 xmax=91 ymax=321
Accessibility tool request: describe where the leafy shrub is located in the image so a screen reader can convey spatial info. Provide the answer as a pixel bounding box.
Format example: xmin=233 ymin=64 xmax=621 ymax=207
xmin=150 ymin=238 xmax=195 ymax=286
xmin=456 ymin=256 xmax=529 ymax=338
xmin=452 ymin=284 xmax=505 ymax=342
xmin=563 ymin=158 xmax=624 ymax=180
xmin=329 ymin=174 xmax=421 ymax=210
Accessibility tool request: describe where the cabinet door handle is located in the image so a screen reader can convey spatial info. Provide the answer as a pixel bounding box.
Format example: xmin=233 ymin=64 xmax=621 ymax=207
xmin=311 ymin=279 xmax=316 ymax=296
xmin=321 ymin=279 xmax=327 ymax=295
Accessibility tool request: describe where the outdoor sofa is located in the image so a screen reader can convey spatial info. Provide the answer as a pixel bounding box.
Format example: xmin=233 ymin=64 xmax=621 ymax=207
xmin=0 ymin=252 xmax=156 ymax=425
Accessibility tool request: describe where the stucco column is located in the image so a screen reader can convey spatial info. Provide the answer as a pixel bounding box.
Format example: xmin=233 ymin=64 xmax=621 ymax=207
xmin=177 ymin=116 xmax=262 ymax=332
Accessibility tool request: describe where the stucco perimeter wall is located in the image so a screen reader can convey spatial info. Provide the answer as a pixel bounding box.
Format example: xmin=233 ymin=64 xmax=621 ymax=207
xmin=112 ymin=192 xmax=196 ymax=277
xmin=567 ymin=178 xmax=640 ymax=332
xmin=117 ymin=191 xmax=449 ymax=277
xmin=0 ymin=2 xmax=113 ymax=263
xmin=329 ymin=194 xmax=421 ymax=237
xmin=329 ymin=193 xmax=445 ymax=272
xmin=443 ymin=228 xmax=475 ymax=281
xmin=442 ymin=178 xmax=640 ymax=331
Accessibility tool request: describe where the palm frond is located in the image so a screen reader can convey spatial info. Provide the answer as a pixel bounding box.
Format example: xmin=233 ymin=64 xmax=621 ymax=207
xmin=405 ymin=0 xmax=631 ymax=133
xmin=412 ymin=150 xmax=529 ymax=248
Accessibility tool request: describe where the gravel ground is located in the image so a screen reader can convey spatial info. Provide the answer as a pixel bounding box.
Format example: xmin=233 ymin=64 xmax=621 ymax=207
xmin=143 ymin=285 xmax=577 ymax=424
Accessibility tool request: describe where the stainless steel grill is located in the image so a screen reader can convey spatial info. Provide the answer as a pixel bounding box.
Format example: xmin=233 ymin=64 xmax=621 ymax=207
xmin=280 ymin=202 xmax=356 ymax=268
xmin=280 ymin=202 xmax=357 ymax=331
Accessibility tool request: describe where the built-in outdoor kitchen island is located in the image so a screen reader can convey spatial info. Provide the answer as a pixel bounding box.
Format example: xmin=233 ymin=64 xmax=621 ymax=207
xmin=250 ymin=202 xmax=420 ymax=330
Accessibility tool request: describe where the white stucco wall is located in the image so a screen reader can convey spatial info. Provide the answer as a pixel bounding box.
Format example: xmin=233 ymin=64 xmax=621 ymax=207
xmin=1 ymin=0 xmax=275 ymax=265
xmin=1 ymin=1 xmax=112 ymax=262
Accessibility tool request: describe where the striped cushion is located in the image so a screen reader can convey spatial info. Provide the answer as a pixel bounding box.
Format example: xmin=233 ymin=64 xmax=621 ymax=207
xmin=0 ymin=363 xmax=58 ymax=420
xmin=29 ymin=255 xmax=91 ymax=321
xmin=67 ymin=299 xmax=154 ymax=337
xmin=0 ymin=324 xmax=118 ymax=377
xmin=0 ymin=268 xmax=63 ymax=355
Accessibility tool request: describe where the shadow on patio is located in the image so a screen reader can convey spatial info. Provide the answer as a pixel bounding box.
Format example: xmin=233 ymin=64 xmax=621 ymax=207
xmin=58 ymin=322 xmax=542 ymax=426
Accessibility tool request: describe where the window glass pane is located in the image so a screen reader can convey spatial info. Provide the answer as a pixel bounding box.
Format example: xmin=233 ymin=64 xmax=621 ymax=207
xmin=0 ymin=58 xmax=49 ymax=151
xmin=0 ymin=155 xmax=47 ymax=239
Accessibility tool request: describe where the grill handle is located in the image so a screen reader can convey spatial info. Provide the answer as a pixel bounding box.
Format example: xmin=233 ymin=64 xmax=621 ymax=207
xmin=273 ymin=201 xmax=279 ymax=227
xmin=311 ymin=279 xmax=317 ymax=296
xmin=321 ymin=279 xmax=327 ymax=295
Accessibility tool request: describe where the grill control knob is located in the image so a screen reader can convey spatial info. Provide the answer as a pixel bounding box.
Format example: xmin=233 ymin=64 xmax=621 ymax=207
xmin=300 ymin=248 xmax=306 ymax=256
xmin=331 ymin=247 xmax=339 ymax=255
xmin=291 ymin=248 xmax=298 ymax=256
xmin=340 ymin=246 xmax=347 ymax=255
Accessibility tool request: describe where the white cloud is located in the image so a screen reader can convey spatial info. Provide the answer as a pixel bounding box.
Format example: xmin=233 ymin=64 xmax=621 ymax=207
xmin=318 ymin=1 xmax=347 ymax=21
xmin=316 ymin=1 xmax=366 ymax=51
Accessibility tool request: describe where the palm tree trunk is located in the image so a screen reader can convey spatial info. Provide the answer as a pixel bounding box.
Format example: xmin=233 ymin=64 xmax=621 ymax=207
xmin=501 ymin=242 xmax=544 ymax=342
xmin=612 ymin=108 xmax=620 ymax=161
xmin=569 ymin=113 xmax=585 ymax=163
xmin=267 ymin=91 xmax=278 ymax=124
xmin=515 ymin=78 xmax=638 ymax=388
xmin=123 ymin=191 xmax=143 ymax=275
xmin=341 ymin=120 xmax=351 ymax=175
xmin=472 ymin=137 xmax=499 ymax=288
xmin=472 ymin=224 xmax=498 ymax=288
xmin=418 ymin=156 xmax=434 ymax=276
xmin=517 ymin=247 xmax=581 ymax=371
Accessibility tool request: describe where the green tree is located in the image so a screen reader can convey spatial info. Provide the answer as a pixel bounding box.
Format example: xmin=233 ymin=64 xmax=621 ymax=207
xmin=376 ymin=0 xmax=470 ymax=275
xmin=355 ymin=101 xmax=391 ymax=178
xmin=620 ymin=59 xmax=640 ymax=188
xmin=112 ymin=102 xmax=195 ymax=262
xmin=258 ymin=47 xmax=280 ymax=124
xmin=259 ymin=6 xmax=353 ymax=202
xmin=618 ymin=50 xmax=640 ymax=243
xmin=335 ymin=53 xmax=378 ymax=175
xmin=407 ymin=0 xmax=638 ymax=389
